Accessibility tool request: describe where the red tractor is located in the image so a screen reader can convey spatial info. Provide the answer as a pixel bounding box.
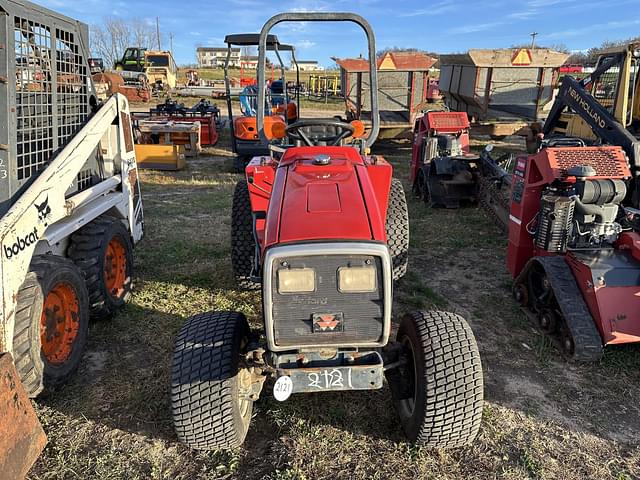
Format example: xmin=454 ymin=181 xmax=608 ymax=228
xmin=508 ymin=144 xmax=640 ymax=360
xmin=171 ymin=13 xmax=484 ymax=450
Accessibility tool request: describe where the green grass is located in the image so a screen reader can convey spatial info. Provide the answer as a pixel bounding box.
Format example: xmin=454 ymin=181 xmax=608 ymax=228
xmin=26 ymin=131 xmax=640 ymax=480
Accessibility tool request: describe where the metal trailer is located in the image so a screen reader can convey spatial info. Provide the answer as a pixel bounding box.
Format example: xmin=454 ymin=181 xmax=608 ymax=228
xmin=439 ymin=48 xmax=568 ymax=142
xmin=0 ymin=0 xmax=143 ymax=403
xmin=335 ymin=52 xmax=437 ymax=139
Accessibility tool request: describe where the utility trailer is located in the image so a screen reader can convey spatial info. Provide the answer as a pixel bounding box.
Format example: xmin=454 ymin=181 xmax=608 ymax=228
xmin=0 ymin=0 xmax=143 ymax=406
xmin=336 ymin=52 xmax=437 ymax=139
xmin=439 ymin=48 xmax=568 ymax=149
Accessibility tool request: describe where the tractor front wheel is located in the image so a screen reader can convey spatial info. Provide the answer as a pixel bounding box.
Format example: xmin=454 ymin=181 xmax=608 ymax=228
xmin=171 ymin=311 xmax=254 ymax=450
xmin=12 ymin=255 xmax=90 ymax=397
xmin=387 ymin=310 xmax=484 ymax=448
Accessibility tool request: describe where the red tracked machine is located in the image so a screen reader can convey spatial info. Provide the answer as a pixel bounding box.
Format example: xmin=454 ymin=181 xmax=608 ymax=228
xmin=508 ymin=145 xmax=640 ymax=361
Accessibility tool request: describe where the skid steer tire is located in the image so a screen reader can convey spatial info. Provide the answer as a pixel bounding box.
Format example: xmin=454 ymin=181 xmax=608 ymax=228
xmin=12 ymin=255 xmax=90 ymax=398
xmin=171 ymin=311 xmax=253 ymax=450
xmin=68 ymin=216 xmax=134 ymax=320
xmin=386 ymin=178 xmax=409 ymax=281
xmin=387 ymin=311 xmax=484 ymax=448
xmin=231 ymin=181 xmax=260 ymax=290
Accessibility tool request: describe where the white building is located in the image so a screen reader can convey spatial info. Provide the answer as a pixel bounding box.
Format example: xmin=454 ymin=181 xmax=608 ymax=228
xmin=241 ymin=56 xmax=259 ymax=70
xmin=196 ymin=47 xmax=241 ymax=68
xmin=292 ymin=60 xmax=323 ymax=72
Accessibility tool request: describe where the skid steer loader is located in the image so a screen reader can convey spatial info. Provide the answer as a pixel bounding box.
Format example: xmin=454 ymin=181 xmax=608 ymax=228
xmin=0 ymin=0 xmax=144 ymax=406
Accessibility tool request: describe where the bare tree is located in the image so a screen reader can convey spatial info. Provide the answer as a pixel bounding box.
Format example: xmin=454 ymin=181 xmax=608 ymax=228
xmin=90 ymin=18 xmax=160 ymax=68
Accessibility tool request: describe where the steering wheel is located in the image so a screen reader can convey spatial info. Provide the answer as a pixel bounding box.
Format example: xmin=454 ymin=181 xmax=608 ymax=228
xmin=285 ymin=119 xmax=355 ymax=146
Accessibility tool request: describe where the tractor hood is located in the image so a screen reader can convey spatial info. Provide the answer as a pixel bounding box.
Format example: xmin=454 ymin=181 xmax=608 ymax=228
xmin=263 ymin=146 xmax=390 ymax=246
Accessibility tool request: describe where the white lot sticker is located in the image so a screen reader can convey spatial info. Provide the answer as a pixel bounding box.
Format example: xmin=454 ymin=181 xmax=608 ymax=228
xmin=273 ymin=375 xmax=293 ymax=402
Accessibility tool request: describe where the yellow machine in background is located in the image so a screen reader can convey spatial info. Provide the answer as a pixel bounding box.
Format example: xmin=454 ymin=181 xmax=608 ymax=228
xmin=550 ymin=42 xmax=640 ymax=139
xmin=145 ymin=50 xmax=178 ymax=90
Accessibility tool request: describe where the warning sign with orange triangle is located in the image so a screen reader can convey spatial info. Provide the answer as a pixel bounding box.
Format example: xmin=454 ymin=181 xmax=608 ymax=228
xmin=379 ymin=53 xmax=397 ymax=70
xmin=511 ymin=48 xmax=533 ymax=66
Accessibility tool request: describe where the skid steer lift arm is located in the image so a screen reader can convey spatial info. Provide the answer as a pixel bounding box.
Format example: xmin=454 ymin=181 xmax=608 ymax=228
xmin=543 ymin=59 xmax=640 ymax=207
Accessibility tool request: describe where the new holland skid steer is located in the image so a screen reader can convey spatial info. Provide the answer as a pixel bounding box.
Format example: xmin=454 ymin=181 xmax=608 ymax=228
xmin=171 ymin=12 xmax=483 ymax=450
xmin=0 ymin=0 xmax=143 ymax=403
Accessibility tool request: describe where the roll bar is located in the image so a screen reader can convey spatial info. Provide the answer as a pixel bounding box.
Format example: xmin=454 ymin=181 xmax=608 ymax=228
xmin=257 ymin=12 xmax=379 ymax=148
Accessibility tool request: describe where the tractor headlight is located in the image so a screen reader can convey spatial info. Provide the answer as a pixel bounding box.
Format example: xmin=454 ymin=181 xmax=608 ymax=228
xmin=338 ymin=266 xmax=376 ymax=293
xmin=277 ymin=268 xmax=315 ymax=293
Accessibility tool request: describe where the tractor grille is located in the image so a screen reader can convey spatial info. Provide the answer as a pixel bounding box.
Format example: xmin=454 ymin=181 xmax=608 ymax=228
xmin=270 ymin=254 xmax=385 ymax=347
xmin=546 ymin=147 xmax=631 ymax=179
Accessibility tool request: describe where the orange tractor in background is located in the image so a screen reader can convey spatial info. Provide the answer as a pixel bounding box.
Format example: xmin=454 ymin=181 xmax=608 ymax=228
xmin=224 ymin=34 xmax=300 ymax=171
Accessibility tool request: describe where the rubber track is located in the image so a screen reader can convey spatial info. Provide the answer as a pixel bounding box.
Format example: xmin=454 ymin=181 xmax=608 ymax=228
xmin=231 ymin=181 xmax=260 ymax=290
xmin=410 ymin=310 xmax=484 ymax=448
xmin=386 ymin=178 xmax=409 ymax=280
xmin=532 ymin=256 xmax=603 ymax=362
xmin=171 ymin=311 xmax=249 ymax=450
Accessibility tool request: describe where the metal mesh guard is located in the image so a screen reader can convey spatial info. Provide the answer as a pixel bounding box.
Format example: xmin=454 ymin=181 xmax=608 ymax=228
xmin=546 ymin=147 xmax=631 ymax=179
xmin=426 ymin=111 xmax=469 ymax=131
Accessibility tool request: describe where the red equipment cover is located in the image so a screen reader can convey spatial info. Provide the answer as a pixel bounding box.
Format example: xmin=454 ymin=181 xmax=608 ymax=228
xmin=260 ymin=146 xmax=392 ymax=248
xmin=425 ymin=111 xmax=469 ymax=132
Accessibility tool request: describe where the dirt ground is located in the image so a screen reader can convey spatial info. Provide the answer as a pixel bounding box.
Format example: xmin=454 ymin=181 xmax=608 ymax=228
xmin=27 ymin=123 xmax=640 ymax=479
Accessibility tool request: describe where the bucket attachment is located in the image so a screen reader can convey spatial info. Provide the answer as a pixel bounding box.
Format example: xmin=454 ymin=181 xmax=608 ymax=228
xmin=0 ymin=353 xmax=47 ymax=480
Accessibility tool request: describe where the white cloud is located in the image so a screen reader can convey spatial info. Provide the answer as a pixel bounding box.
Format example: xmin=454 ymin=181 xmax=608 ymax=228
xmin=398 ymin=0 xmax=458 ymax=17
xmin=296 ymin=40 xmax=317 ymax=49
xmin=449 ymin=21 xmax=505 ymax=35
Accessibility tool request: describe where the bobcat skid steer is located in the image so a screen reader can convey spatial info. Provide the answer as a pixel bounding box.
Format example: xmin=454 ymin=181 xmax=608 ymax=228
xmin=0 ymin=0 xmax=143 ymax=402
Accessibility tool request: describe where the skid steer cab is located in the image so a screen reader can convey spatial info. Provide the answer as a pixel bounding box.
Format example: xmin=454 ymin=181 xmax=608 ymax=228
xmin=171 ymin=12 xmax=483 ymax=450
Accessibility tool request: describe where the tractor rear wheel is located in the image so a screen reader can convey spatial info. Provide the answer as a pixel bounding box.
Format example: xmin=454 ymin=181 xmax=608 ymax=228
xmin=68 ymin=216 xmax=134 ymax=319
xmin=412 ymin=168 xmax=426 ymax=199
xmin=386 ymin=178 xmax=409 ymax=281
xmin=387 ymin=311 xmax=484 ymax=448
xmin=231 ymin=181 xmax=260 ymax=290
xmin=234 ymin=155 xmax=250 ymax=173
xmin=12 ymin=255 xmax=90 ymax=397
xmin=171 ymin=311 xmax=253 ymax=450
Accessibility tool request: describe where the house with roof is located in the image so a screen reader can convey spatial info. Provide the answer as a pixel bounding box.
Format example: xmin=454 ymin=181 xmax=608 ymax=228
xmin=291 ymin=60 xmax=323 ymax=72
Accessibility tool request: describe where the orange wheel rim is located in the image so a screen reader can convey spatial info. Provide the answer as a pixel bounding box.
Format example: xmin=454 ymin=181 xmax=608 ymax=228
xmin=104 ymin=236 xmax=128 ymax=300
xmin=40 ymin=282 xmax=80 ymax=365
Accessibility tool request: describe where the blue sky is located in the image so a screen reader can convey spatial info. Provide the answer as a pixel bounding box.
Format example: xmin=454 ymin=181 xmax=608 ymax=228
xmin=43 ymin=0 xmax=640 ymax=66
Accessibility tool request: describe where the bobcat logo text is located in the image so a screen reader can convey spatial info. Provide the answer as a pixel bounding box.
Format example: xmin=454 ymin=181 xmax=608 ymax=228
xmin=3 ymin=227 xmax=39 ymax=260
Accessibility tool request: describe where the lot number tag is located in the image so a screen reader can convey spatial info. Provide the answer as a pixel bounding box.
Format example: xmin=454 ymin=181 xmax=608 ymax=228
xmin=274 ymin=376 xmax=293 ymax=401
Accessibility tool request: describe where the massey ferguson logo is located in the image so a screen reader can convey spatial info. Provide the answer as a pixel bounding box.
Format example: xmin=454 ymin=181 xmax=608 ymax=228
xmin=291 ymin=296 xmax=328 ymax=306
xmin=313 ymin=313 xmax=344 ymax=333
xmin=3 ymin=227 xmax=39 ymax=260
